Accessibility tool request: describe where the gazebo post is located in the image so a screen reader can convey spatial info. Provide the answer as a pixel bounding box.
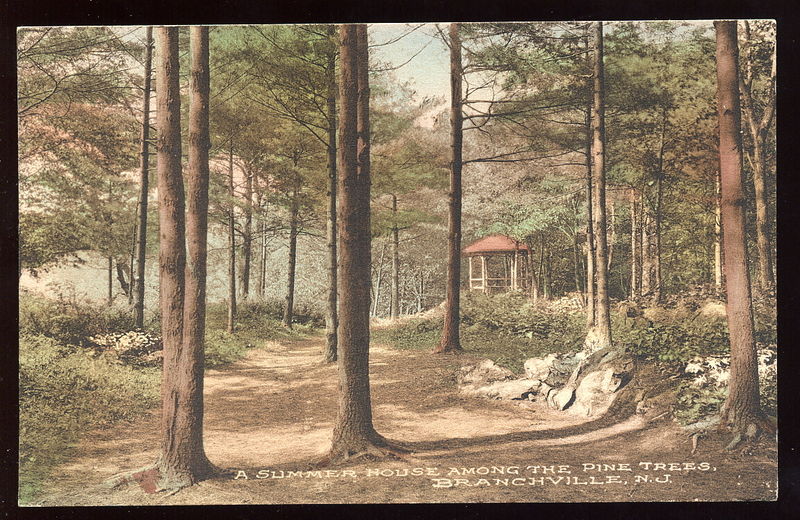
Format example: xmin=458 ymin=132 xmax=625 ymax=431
xmin=512 ymin=250 xmax=518 ymax=290
xmin=468 ymin=255 xmax=474 ymax=290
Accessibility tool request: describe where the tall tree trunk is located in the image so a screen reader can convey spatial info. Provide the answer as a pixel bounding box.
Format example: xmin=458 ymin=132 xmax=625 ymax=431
xmin=152 ymin=26 xmax=215 ymax=489
xmin=240 ymin=168 xmax=253 ymax=301
xmin=641 ymin=190 xmax=652 ymax=295
xmin=328 ymin=24 xmax=389 ymax=460
xmin=324 ymin=23 xmax=339 ymax=363
xmin=630 ymin=189 xmax=640 ymax=299
xmin=436 ymin=22 xmax=464 ymax=354
xmin=390 ymin=194 xmax=400 ymax=319
xmin=226 ymin=144 xmax=237 ymax=334
xmin=134 ymin=27 xmax=153 ymax=328
xmin=739 ymin=21 xmax=776 ymax=295
xmin=538 ymin=234 xmax=546 ymax=300
xmin=282 ymin=187 xmax=299 ymax=329
xmin=128 ymin=225 xmax=135 ymax=305
xmin=107 ymin=256 xmax=113 ymax=306
xmin=607 ymin=199 xmax=616 ymax=272
xmin=715 ymin=21 xmax=762 ymax=430
xmin=257 ymin=181 xmax=269 ymax=300
xmin=653 ymin=109 xmax=667 ymax=303
xmin=714 ymin=169 xmax=724 ymax=289
xmin=527 ymin=246 xmax=539 ymax=303
xmin=589 ymin=21 xmax=612 ymax=350
xmin=371 ymin=240 xmax=387 ymax=317
xmin=584 ymin=84 xmax=596 ymax=327
xmin=162 ymin=26 xmax=217 ymax=485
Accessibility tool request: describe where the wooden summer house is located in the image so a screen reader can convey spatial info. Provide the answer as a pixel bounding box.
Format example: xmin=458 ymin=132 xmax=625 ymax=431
xmin=464 ymin=234 xmax=531 ymax=293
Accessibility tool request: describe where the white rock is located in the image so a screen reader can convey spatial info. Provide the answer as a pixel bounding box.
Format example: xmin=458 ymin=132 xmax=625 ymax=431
xmin=570 ymin=367 xmax=623 ymax=417
xmin=552 ymin=386 xmax=575 ymax=410
xmin=461 ymin=378 xmax=541 ymax=400
xmin=523 ymin=353 xmax=557 ymax=380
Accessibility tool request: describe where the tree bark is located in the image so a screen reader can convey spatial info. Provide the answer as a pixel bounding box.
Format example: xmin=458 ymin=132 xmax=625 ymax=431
xmin=328 ymin=24 xmax=389 ymax=461
xmin=226 ymin=144 xmax=237 ymax=334
xmin=152 ymin=26 xmax=215 ymax=489
xmin=589 ymin=21 xmax=612 ymax=350
xmin=715 ymin=21 xmax=762 ymax=431
xmin=134 ymin=27 xmax=153 ymax=329
xmin=163 ymin=26 xmax=216 ymax=485
xmin=436 ymin=22 xmax=464 ymax=354
xmin=282 ymin=186 xmax=299 ymax=329
xmin=739 ymin=21 xmax=776 ymax=295
xmin=390 ymin=194 xmax=400 ymax=319
xmin=584 ymin=79 xmax=596 ymax=326
xmin=324 ymin=23 xmax=339 ymax=363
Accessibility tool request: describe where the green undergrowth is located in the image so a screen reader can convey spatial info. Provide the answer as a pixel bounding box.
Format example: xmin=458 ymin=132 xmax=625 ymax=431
xmin=376 ymin=291 xmax=777 ymax=427
xmin=373 ymin=292 xmax=585 ymax=374
xmin=18 ymin=293 xmax=319 ymax=504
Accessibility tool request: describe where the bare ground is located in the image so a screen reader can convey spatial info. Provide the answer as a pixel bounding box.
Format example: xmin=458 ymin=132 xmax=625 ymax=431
xmin=34 ymin=334 xmax=777 ymax=505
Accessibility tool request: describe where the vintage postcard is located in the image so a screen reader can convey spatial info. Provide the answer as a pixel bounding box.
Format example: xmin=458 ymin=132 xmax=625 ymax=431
xmin=17 ymin=21 xmax=777 ymax=505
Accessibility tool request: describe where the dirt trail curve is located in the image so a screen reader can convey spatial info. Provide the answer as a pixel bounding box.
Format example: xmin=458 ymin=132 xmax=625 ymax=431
xmin=38 ymin=335 xmax=776 ymax=505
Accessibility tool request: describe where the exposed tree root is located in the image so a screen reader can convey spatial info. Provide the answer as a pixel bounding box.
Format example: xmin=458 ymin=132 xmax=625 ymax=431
xmin=720 ymin=412 xmax=776 ymax=451
xmin=316 ymin=433 xmax=410 ymax=467
xmin=104 ymin=457 xmax=227 ymax=495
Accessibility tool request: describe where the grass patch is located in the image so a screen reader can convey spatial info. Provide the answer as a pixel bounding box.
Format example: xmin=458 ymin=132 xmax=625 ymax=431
xmin=18 ymin=294 xmax=320 ymax=504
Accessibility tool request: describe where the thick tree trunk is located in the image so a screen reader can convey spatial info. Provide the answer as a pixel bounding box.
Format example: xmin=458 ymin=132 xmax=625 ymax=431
xmin=715 ymin=21 xmax=762 ymax=431
xmin=390 ymin=194 xmax=400 ymax=319
xmin=436 ymin=22 xmax=464 ymax=354
xmin=588 ymin=22 xmax=612 ymax=350
xmin=163 ymin=26 xmax=216 ymax=485
xmin=328 ymin=24 xmax=389 ymax=460
xmin=585 ymin=92 xmax=596 ymax=327
xmin=134 ymin=27 xmax=153 ymax=329
xmin=152 ymin=26 xmax=215 ymax=489
xmin=739 ymin=21 xmax=776 ymax=295
xmin=240 ymin=168 xmax=253 ymax=301
xmin=324 ymin=23 xmax=339 ymax=363
xmin=282 ymin=189 xmax=299 ymax=329
xmin=226 ymin=144 xmax=237 ymax=334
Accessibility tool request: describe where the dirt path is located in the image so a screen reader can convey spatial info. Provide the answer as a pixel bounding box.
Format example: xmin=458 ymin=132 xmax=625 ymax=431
xmin=37 ymin=334 xmax=777 ymax=505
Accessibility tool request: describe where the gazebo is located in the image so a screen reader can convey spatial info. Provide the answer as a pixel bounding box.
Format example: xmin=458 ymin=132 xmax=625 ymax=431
xmin=463 ymin=234 xmax=531 ymax=293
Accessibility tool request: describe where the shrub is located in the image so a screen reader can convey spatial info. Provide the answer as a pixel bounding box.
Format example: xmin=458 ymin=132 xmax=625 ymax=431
xmin=20 ymin=291 xmax=135 ymax=345
xmin=613 ymin=314 xmax=730 ymax=364
xmin=19 ymin=333 xmax=159 ymax=503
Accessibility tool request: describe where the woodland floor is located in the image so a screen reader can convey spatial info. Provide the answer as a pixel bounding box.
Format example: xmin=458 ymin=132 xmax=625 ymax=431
xmin=33 ymin=332 xmax=777 ymax=505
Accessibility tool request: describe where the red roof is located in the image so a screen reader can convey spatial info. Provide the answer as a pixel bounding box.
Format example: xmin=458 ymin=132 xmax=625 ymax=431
xmin=463 ymin=234 xmax=531 ymax=255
